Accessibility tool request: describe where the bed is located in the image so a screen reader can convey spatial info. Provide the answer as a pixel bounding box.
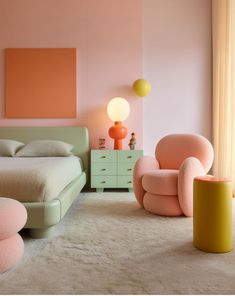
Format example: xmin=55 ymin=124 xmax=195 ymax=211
xmin=0 ymin=126 xmax=89 ymax=238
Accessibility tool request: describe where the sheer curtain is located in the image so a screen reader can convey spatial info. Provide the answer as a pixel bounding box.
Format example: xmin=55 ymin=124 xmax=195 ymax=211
xmin=212 ymin=0 xmax=235 ymax=193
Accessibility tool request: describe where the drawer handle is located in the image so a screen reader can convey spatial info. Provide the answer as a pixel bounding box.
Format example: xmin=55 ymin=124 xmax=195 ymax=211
xmin=101 ymin=168 xmax=106 ymax=171
xmin=128 ymin=181 xmax=132 ymax=184
xmin=101 ymin=156 xmax=106 ymax=158
xmin=127 ymin=168 xmax=132 ymax=171
xmin=127 ymin=156 xmax=132 ymax=159
xmin=101 ymin=181 xmax=106 ymax=184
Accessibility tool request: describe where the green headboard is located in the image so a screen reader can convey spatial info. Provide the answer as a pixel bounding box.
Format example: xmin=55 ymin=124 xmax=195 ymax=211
xmin=0 ymin=126 xmax=89 ymax=171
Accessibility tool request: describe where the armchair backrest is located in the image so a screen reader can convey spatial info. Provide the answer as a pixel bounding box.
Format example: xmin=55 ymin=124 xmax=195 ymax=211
xmin=155 ymin=134 xmax=214 ymax=172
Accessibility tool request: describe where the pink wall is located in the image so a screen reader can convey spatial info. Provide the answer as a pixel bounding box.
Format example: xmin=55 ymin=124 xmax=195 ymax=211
xmin=143 ymin=0 xmax=212 ymax=156
xmin=0 ymin=0 xmax=143 ymax=150
xmin=0 ymin=0 xmax=212 ymax=153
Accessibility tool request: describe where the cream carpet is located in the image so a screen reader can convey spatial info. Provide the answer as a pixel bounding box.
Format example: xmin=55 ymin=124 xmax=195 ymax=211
xmin=0 ymin=192 xmax=235 ymax=295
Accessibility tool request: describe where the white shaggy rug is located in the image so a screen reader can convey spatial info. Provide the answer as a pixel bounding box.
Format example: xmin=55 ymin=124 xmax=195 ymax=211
xmin=0 ymin=192 xmax=235 ymax=295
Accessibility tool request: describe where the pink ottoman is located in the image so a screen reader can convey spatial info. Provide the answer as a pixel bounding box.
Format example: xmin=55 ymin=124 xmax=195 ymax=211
xmin=0 ymin=198 xmax=27 ymax=273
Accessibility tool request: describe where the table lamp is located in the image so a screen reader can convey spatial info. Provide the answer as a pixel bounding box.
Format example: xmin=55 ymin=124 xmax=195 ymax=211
xmin=107 ymin=97 xmax=130 ymax=150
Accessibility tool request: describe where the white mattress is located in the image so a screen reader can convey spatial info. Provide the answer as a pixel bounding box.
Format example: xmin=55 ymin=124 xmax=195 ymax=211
xmin=0 ymin=156 xmax=82 ymax=202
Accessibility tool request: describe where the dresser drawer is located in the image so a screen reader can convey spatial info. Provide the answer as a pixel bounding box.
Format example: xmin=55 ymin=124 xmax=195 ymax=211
xmin=117 ymin=176 xmax=133 ymax=188
xmin=91 ymin=163 xmax=116 ymax=176
xmin=117 ymin=150 xmax=143 ymax=162
xmin=91 ymin=150 xmax=116 ymax=162
xmin=91 ymin=176 xmax=117 ymax=188
xmin=117 ymin=162 xmax=134 ymax=175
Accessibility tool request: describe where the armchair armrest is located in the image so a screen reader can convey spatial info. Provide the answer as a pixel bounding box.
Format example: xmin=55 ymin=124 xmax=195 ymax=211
xmin=178 ymin=157 xmax=205 ymax=217
xmin=133 ymin=156 xmax=160 ymax=207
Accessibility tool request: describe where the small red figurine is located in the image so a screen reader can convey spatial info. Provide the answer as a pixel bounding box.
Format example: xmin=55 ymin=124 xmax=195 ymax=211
xmin=128 ymin=132 xmax=136 ymax=150
xmin=99 ymin=138 xmax=106 ymax=150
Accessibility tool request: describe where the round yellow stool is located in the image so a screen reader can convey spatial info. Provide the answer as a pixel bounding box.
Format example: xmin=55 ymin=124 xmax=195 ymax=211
xmin=193 ymin=176 xmax=232 ymax=253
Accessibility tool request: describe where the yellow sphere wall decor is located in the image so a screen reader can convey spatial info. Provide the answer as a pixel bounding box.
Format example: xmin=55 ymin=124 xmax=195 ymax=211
xmin=132 ymin=79 xmax=151 ymax=97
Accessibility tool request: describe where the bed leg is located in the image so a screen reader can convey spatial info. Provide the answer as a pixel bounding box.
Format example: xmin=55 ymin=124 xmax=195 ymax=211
xmin=29 ymin=226 xmax=56 ymax=239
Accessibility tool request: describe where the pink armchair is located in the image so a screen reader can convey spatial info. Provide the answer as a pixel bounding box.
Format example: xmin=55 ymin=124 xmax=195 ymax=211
xmin=133 ymin=134 xmax=214 ymax=217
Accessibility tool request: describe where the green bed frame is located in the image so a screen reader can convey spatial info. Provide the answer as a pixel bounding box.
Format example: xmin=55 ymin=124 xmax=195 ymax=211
xmin=0 ymin=126 xmax=89 ymax=238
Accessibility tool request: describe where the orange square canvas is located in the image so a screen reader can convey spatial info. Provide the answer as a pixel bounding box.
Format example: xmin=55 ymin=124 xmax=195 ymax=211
xmin=5 ymin=48 xmax=77 ymax=118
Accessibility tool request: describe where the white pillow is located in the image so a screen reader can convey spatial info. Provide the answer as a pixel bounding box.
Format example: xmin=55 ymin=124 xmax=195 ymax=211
xmin=15 ymin=140 xmax=74 ymax=157
xmin=0 ymin=139 xmax=24 ymax=156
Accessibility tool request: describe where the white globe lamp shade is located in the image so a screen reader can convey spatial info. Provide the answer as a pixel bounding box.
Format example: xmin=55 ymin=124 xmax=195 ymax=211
xmin=107 ymin=97 xmax=130 ymax=122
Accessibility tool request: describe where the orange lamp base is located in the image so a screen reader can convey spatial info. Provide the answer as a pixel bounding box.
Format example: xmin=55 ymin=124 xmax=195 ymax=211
xmin=108 ymin=121 xmax=127 ymax=150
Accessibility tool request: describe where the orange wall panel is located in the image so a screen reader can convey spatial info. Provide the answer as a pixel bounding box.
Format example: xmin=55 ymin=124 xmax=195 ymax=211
xmin=5 ymin=48 xmax=77 ymax=118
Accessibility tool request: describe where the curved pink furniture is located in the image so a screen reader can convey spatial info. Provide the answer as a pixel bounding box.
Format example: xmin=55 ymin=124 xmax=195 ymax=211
xmin=133 ymin=134 xmax=214 ymax=217
xmin=0 ymin=198 xmax=27 ymax=273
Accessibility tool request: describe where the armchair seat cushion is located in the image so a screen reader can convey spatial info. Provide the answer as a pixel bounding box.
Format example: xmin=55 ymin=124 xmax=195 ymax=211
xmin=142 ymin=169 xmax=179 ymax=195
xmin=143 ymin=193 xmax=183 ymax=216
xmin=0 ymin=197 xmax=27 ymax=240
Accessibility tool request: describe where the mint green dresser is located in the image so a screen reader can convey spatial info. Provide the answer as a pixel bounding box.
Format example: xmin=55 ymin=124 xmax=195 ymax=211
xmin=91 ymin=150 xmax=143 ymax=192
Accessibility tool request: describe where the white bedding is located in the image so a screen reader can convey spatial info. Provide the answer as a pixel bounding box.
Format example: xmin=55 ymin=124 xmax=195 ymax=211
xmin=0 ymin=156 xmax=82 ymax=202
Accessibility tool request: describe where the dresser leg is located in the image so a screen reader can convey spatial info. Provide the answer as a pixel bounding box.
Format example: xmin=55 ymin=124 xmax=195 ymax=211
xmin=96 ymin=188 xmax=104 ymax=192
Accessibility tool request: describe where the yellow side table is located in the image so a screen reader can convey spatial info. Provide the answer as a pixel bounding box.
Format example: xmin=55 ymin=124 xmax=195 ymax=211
xmin=193 ymin=176 xmax=232 ymax=253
